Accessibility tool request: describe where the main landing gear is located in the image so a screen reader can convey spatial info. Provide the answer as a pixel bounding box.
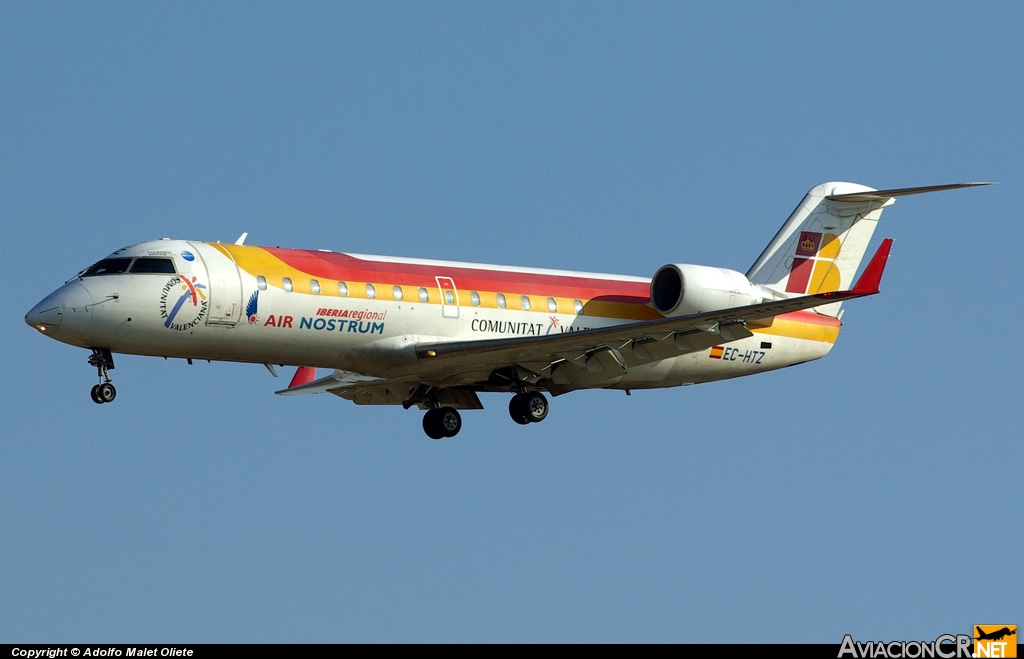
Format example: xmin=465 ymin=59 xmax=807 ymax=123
xmin=415 ymin=387 xmax=550 ymax=439
xmin=422 ymin=407 xmax=462 ymax=440
xmin=509 ymin=391 xmax=549 ymax=425
xmin=88 ymin=348 xmax=116 ymax=404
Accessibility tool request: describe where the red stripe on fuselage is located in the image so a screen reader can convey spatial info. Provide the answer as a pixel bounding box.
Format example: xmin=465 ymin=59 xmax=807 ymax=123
xmin=266 ymin=247 xmax=652 ymax=302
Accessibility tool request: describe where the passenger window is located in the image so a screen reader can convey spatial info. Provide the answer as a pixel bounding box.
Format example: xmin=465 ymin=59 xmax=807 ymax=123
xmin=418 ymin=287 xmax=429 ymax=303
xmin=338 ymin=282 xmax=349 ymax=296
xmin=470 ymin=292 xmax=480 ymax=307
xmin=520 ymin=295 xmax=531 ymax=311
xmin=130 ymin=258 xmax=175 ymax=274
xmin=257 ymin=276 xmax=268 ymax=291
xmin=393 ymin=285 xmax=403 ymax=301
xmin=574 ymin=299 xmax=584 ymax=315
xmin=310 ymin=280 xmax=321 ymax=295
xmin=283 ymin=277 xmax=293 ymax=293
xmin=366 ymin=283 xmax=376 ymax=299
xmin=496 ymin=293 xmax=506 ymax=309
xmin=444 ymin=290 xmax=455 ymax=305
xmin=547 ymin=297 xmax=557 ymax=313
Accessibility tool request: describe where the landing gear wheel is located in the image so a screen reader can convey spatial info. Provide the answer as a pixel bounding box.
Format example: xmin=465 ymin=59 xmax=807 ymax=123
xmin=91 ymin=384 xmax=104 ymax=404
xmin=521 ymin=392 xmax=548 ymax=423
xmin=509 ymin=396 xmax=530 ymax=425
xmin=422 ymin=409 xmax=445 ymax=440
xmin=98 ymin=382 xmax=116 ymax=403
xmin=437 ymin=407 xmax=462 ymax=438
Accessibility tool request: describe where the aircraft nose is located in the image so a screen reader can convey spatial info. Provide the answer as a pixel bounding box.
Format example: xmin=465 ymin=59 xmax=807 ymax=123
xmin=25 ymin=283 xmax=93 ymax=340
xmin=25 ymin=295 xmax=64 ymax=333
xmin=57 ymin=282 xmax=94 ymax=338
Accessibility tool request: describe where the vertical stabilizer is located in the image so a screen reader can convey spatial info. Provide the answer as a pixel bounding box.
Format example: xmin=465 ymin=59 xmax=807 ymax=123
xmin=746 ymin=182 xmax=893 ymax=317
xmin=748 ymin=181 xmax=992 ymax=316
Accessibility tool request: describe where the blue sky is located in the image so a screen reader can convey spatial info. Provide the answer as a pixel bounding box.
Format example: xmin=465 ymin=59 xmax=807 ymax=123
xmin=2 ymin=1 xmax=1021 ymax=642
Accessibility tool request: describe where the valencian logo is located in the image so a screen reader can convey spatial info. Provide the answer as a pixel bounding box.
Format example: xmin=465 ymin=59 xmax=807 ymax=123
xmin=975 ymin=625 xmax=1016 ymax=658
xmin=546 ymin=315 xmax=560 ymax=335
xmin=159 ymin=275 xmax=208 ymax=331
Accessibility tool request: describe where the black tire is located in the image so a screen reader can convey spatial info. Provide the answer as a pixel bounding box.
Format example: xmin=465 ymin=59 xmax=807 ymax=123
xmin=98 ymin=383 xmax=116 ymax=403
xmin=422 ymin=410 xmax=445 ymax=440
xmin=438 ymin=407 xmax=462 ymax=438
xmin=90 ymin=384 xmax=104 ymax=404
xmin=509 ymin=395 xmax=530 ymax=425
xmin=522 ymin=392 xmax=548 ymax=423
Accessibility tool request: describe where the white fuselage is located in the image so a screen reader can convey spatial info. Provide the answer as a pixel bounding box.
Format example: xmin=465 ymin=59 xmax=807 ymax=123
xmin=26 ymin=238 xmax=837 ymax=393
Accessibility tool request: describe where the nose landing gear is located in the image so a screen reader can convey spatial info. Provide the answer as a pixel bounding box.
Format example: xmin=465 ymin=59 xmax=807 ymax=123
xmin=90 ymin=382 xmax=116 ymax=404
xmin=88 ymin=348 xmax=116 ymax=404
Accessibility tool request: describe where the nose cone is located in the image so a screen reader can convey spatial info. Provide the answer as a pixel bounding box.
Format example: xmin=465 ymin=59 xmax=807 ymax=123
xmin=26 ymin=295 xmax=63 ymax=333
xmin=26 ymin=283 xmax=93 ymax=342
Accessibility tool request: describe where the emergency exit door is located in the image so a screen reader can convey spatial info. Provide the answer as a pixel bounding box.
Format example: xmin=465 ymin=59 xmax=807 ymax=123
xmin=436 ymin=276 xmax=459 ymax=319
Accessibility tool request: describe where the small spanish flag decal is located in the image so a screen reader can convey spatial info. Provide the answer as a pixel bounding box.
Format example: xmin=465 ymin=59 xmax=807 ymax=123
xmin=709 ymin=346 xmax=724 ymax=359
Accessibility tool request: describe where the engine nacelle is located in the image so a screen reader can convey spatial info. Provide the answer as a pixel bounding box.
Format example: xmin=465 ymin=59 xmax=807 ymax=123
xmin=650 ymin=264 xmax=766 ymax=317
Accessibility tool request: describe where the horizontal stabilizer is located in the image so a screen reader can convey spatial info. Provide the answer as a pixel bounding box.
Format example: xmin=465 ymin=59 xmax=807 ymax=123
xmin=827 ymin=182 xmax=995 ymax=202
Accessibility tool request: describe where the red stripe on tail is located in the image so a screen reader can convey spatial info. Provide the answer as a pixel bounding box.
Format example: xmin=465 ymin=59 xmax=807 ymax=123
xmin=849 ymin=239 xmax=894 ymax=295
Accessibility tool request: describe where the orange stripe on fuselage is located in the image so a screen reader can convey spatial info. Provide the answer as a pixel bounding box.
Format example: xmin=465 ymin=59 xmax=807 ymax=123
xmin=215 ymin=244 xmax=658 ymax=320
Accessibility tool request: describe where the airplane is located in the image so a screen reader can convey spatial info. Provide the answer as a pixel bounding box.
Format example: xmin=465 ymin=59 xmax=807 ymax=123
xmin=975 ymin=627 xmax=1015 ymax=642
xmin=25 ymin=181 xmax=991 ymax=439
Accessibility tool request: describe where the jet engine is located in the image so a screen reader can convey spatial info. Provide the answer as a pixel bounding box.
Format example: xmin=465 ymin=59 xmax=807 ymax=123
xmin=649 ymin=264 xmax=767 ymax=317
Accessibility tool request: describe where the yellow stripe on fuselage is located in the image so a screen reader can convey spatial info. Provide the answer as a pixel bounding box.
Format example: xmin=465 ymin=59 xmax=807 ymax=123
xmin=750 ymin=316 xmax=840 ymax=343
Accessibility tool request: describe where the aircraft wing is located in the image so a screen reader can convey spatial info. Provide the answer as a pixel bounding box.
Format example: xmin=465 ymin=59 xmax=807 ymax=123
xmin=276 ymin=368 xmax=390 ymax=397
xmin=414 ymin=238 xmax=893 ymax=370
xmin=280 ymin=239 xmax=891 ymax=403
xmin=276 ymin=367 xmax=484 ymax=409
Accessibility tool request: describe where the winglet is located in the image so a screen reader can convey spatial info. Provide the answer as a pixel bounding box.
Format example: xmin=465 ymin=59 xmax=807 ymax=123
xmin=289 ymin=366 xmax=317 ymax=389
xmin=849 ymin=238 xmax=893 ymax=295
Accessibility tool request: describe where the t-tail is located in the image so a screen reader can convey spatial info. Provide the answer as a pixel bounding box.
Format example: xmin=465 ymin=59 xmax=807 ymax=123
xmin=746 ymin=182 xmax=994 ymax=317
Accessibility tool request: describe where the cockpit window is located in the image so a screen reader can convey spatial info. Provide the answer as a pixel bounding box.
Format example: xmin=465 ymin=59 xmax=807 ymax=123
xmin=129 ymin=258 xmax=176 ymax=274
xmin=82 ymin=258 xmax=132 ymax=277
